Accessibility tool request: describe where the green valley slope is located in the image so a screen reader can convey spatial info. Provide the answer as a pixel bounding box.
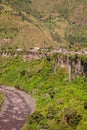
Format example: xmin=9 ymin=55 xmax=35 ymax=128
xmin=0 ymin=3 xmax=57 ymax=50
xmin=0 ymin=56 xmax=87 ymax=130
xmin=0 ymin=0 xmax=87 ymax=50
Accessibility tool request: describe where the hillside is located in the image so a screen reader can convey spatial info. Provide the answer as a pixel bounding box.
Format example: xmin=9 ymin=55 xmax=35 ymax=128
xmin=0 ymin=2 xmax=57 ymax=50
xmin=31 ymin=0 xmax=87 ymax=49
xmin=0 ymin=0 xmax=87 ymax=50
xmin=0 ymin=56 xmax=87 ymax=130
xmin=0 ymin=1 xmax=87 ymax=130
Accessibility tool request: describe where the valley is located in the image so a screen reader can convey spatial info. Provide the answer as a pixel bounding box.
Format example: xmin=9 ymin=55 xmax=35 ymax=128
xmin=0 ymin=0 xmax=87 ymax=130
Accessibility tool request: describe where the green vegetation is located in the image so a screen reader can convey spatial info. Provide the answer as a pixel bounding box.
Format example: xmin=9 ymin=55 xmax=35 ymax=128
xmin=0 ymin=3 xmax=56 ymax=50
xmin=0 ymin=92 xmax=4 ymax=111
xmin=0 ymin=56 xmax=87 ymax=130
xmin=0 ymin=0 xmax=87 ymax=129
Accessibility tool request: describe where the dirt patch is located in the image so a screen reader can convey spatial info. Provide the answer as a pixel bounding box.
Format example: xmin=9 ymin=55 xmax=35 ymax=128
xmin=0 ymin=86 xmax=36 ymax=130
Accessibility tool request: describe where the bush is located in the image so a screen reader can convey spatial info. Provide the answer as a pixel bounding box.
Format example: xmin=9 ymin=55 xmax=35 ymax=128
xmin=20 ymin=70 xmax=26 ymax=77
xmin=48 ymin=90 xmax=55 ymax=99
xmin=47 ymin=106 xmax=56 ymax=120
xmin=51 ymin=33 xmax=62 ymax=43
xmin=84 ymin=102 xmax=87 ymax=109
xmin=54 ymin=114 xmax=61 ymax=124
xmin=28 ymin=111 xmax=43 ymax=124
xmin=39 ymin=121 xmax=49 ymax=129
xmin=66 ymin=35 xmax=87 ymax=44
xmin=65 ymin=109 xmax=82 ymax=128
xmin=0 ymin=5 xmax=4 ymax=10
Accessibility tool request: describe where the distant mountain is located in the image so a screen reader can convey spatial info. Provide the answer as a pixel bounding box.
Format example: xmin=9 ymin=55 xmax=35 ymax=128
xmin=0 ymin=0 xmax=87 ymax=50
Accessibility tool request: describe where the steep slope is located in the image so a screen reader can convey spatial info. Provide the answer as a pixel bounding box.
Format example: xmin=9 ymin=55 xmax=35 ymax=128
xmin=0 ymin=0 xmax=87 ymax=50
xmin=31 ymin=0 xmax=87 ymax=49
xmin=0 ymin=3 xmax=58 ymax=49
xmin=0 ymin=57 xmax=87 ymax=130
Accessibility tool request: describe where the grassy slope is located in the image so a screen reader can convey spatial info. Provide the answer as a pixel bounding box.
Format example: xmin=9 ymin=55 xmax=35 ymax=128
xmin=32 ymin=0 xmax=87 ymax=49
xmin=0 ymin=56 xmax=87 ymax=130
xmin=0 ymin=0 xmax=87 ymax=50
xmin=0 ymin=3 xmax=57 ymax=49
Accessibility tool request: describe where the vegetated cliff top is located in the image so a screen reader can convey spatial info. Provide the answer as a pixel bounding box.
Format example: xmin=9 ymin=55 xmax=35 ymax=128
xmin=0 ymin=0 xmax=87 ymax=50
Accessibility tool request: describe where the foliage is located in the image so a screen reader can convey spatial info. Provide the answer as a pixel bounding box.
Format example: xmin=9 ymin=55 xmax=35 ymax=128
xmin=0 ymin=0 xmax=87 ymax=50
xmin=65 ymin=109 xmax=82 ymax=128
xmin=84 ymin=102 xmax=87 ymax=109
xmin=0 ymin=57 xmax=87 ymax=130
xmin=28 ymin=111 xmax=43 ymax=124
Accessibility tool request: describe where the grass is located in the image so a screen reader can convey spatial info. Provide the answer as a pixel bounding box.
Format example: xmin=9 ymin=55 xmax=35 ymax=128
xmin=0 ymin=93 xmax=5 ymax=111
xmin=0 ymin=56 xmax=87 ymax=130
xmin=0 ymin=0 xmax=87 ymax=129
xmin=0 ymin=0 xmax=87 ymax=50
xmin=0 ymin=3 xmax=57 ymax=50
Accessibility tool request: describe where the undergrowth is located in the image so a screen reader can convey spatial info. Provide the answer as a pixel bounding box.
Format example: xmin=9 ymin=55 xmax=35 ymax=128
xmin=0 ymin=56 xmax=87 ymax=130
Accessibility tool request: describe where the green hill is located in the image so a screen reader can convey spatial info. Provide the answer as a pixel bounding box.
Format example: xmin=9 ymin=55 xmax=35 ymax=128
xmin=0 ymin=1 xmax=87 ymax=129
xmin=0 ymin=0 xmax=87 ymax=50
xmin=0 ymin=3 xmax=58 ymax=50
xmin=0 ymin=56 xmax=87 ymax=130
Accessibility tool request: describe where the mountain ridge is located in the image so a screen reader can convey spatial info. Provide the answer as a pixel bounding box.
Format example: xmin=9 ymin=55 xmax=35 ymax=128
xmin=0 ymin=0 xmax=87 ymax=50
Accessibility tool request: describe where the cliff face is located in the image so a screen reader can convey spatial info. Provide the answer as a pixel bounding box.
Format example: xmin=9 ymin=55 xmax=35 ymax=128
xmin=0 ymin=47 xmax=87 ymax=80
xmin=45 ymin=51 xmax=87 ymax=82
xmin=54 ymin=55 xmax=87 ymax=81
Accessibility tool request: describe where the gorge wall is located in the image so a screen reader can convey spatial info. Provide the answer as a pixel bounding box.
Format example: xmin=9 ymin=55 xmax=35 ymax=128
xmin=53 ymin=55 xmax=87 ymax=81
xmin=0 ymin=48 xmax=87 ymax=81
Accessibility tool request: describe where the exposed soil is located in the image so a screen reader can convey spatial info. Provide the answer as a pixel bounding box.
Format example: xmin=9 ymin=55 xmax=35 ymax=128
xmin=0 ymin=86 xmax=36 ymax=130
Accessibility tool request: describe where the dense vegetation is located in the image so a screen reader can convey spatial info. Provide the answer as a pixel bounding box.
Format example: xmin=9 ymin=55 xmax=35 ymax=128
xmin=0 ymin=56 xmax=87 ymax=130
xmin=0 ymin=0 xmax=87 ymax=129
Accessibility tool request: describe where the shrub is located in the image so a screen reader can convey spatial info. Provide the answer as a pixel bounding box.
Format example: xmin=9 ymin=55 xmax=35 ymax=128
xmin=84 ymin=102 xmax=87 ymax=109
xmin=20 ymin=70 xmax=26 ymax=77
xmin=39 ymin=121 xmax=49 ymax=129
xmin=0 ymin=5 xmax=4 ymax=10
xmin=66 ymin=35 xmax=87 ymax=44
xmin=65 ymin=109 xmax=82 ymax=128
xmin=47 ymin=106 xmax=56 ymax=120
xmin=28 ymin=111 xmax=43 ymax=124
xmin=51 ymin=32 xmax=62 ymax=43
xmin=48 ymin=90 xmax=55 ymax=99
xmin=54 ymin=114 xmax=61 ymax=124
